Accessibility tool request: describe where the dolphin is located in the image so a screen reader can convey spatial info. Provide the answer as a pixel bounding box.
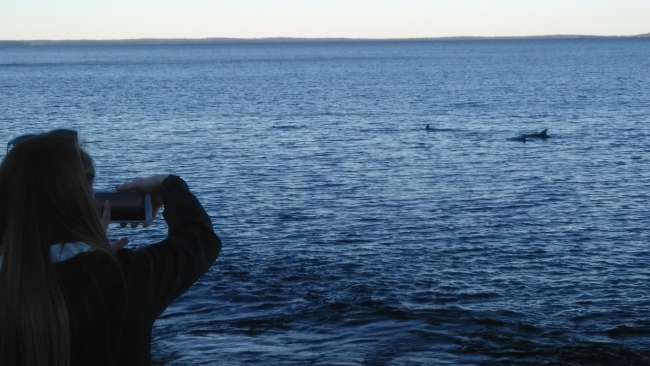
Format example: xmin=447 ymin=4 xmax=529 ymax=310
xmin=509 ymin=128 xmax=549 ymax=143
xmin=522 ymin=128 xmax=549 ymax=140
xmin=425 ymin=124 xmax=458 ymax=132
xmin=507 ymin=135 xmax=528 ymax=143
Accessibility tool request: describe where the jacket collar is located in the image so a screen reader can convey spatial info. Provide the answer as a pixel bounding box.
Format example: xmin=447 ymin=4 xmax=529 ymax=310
xmin=0 ymin=242 xmax=92 ymax=270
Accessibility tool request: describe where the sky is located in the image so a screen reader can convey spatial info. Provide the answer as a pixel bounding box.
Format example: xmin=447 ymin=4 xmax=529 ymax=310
xmin=1 ymin=0 xmax=649 ymax=40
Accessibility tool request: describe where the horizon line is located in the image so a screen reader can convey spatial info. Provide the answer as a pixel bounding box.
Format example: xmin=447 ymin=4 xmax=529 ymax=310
xmin=1 ymin=32 xmax=649 ymax=44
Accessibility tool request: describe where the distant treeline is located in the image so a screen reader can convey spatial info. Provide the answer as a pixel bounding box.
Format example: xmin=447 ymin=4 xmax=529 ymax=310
xmin=1 ymin=34 xmax=649 ymax=46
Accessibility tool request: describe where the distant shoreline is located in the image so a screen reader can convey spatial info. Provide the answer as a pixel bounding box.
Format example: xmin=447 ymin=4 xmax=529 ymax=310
xmin=1 ymin=33 xmax=649 ymax=46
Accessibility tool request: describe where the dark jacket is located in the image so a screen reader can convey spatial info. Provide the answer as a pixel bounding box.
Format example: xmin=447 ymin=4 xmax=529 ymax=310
xmin=54 ymin=175 xmax=221 ymax=365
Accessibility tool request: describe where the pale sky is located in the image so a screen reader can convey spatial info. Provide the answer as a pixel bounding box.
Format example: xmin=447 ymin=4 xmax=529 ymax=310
xmin=1 ymin=0 xmax=649 ymax=40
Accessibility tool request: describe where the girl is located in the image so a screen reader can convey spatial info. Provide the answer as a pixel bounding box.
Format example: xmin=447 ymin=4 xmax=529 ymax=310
xmin=0 ymin=130 xmax=221 ymax=366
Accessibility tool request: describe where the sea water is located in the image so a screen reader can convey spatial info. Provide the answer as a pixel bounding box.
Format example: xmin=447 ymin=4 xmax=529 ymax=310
xmin=1 ymin=39 xmax=650 ymax=365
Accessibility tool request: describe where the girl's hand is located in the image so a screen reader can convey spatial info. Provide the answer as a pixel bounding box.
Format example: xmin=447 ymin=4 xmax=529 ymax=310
xmin=101 ymin=199 xmax=129 ymax=251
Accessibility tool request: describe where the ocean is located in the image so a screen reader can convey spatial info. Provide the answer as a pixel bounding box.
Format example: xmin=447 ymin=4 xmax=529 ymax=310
xmin=1 ymin=38 xmax=650 ymax=365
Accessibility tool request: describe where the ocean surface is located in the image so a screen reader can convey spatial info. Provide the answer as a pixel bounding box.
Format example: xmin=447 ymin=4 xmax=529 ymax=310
xmin=2 ymin=39 xmax=650 ymax=365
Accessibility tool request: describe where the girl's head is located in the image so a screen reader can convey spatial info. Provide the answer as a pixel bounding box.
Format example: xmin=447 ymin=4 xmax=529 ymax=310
xmin=0 ymin=130 xmax=106 ymax=246
xmin=0 ymin=130 xmax=109 ymax=366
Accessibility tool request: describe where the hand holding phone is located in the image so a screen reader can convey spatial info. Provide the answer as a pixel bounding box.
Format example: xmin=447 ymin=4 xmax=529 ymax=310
xmin=96 ymin=175 xmax=169 ymax=228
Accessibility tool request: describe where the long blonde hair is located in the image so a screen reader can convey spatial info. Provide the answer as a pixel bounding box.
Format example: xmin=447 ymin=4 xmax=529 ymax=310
xmin=0 ymin=131 xmax=110 ymax=366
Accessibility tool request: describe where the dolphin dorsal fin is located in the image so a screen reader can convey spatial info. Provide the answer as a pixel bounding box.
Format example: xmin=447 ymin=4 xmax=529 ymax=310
xmin=541 ymin=129 xmax=548 ymax=136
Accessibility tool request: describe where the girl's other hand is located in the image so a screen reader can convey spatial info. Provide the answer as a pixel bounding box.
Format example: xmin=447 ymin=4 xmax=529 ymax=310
xmin=102 ymin=199 xmax=129 ymax=250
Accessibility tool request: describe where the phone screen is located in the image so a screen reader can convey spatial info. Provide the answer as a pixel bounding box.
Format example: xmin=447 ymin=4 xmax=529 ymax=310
xmin=95 ymin=191 xmax=152 ymax=223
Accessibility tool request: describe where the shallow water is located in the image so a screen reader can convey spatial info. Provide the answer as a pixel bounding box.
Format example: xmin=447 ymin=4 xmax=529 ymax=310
xmin=2 ymin=39 xmax=650 ymax=365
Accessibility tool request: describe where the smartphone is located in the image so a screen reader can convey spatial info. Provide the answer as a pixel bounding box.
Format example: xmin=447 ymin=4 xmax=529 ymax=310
xmin=95 ymin=190 xmax=152 ymax=225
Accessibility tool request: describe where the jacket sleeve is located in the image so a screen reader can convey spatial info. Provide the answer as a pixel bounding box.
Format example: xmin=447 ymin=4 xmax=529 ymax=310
xmin=116 ymin=175 xmax=221 ymax=319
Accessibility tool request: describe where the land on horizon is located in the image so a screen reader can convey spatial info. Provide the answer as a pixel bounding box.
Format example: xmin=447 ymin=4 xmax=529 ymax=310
xmin=1 ymin=33 xmax=649 ymax=46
